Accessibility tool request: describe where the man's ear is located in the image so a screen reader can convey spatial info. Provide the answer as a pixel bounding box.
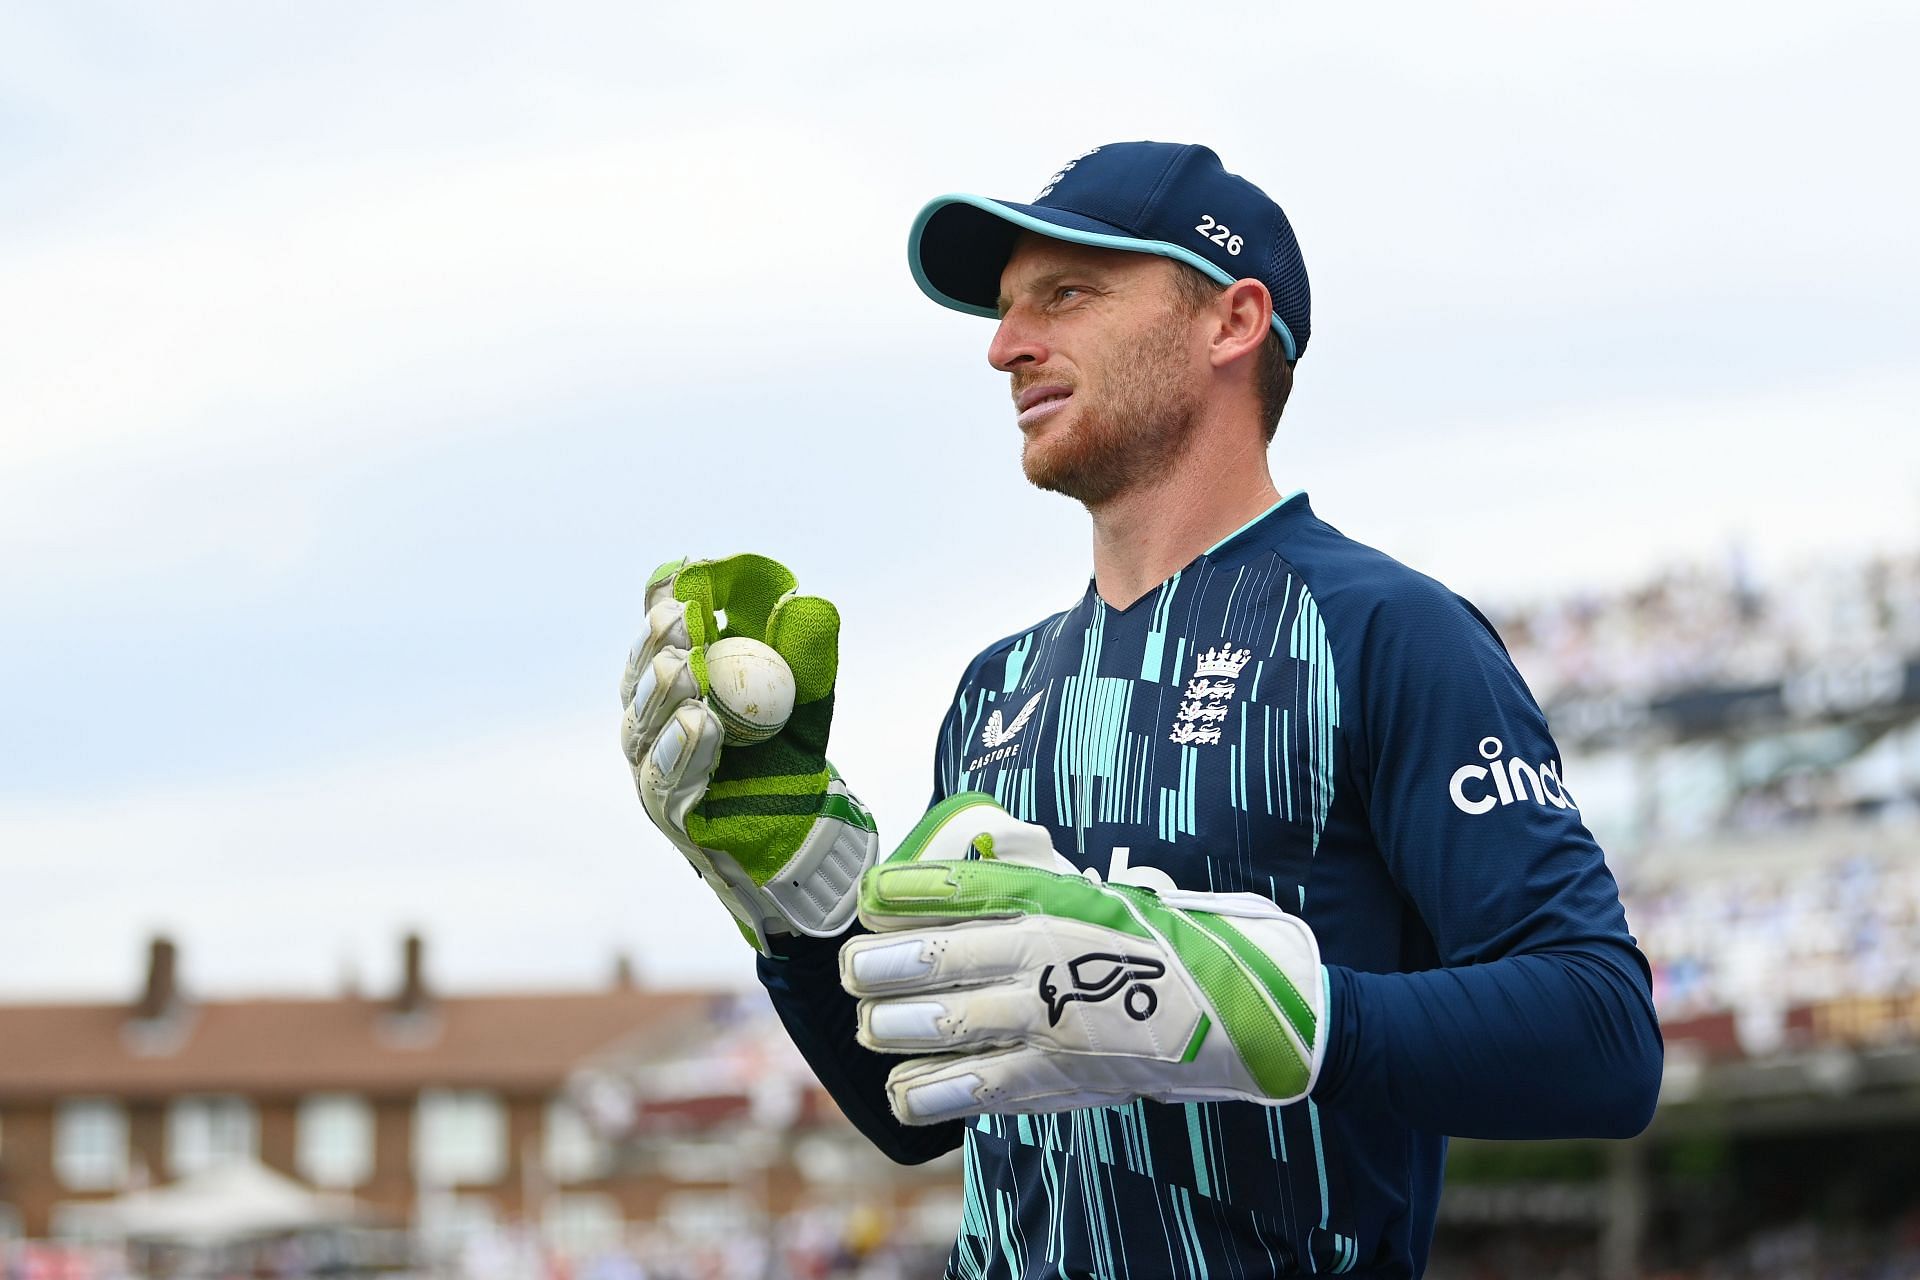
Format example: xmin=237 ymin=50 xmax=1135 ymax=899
xmin=1207 ymin=278 xmax=1273 ymax=371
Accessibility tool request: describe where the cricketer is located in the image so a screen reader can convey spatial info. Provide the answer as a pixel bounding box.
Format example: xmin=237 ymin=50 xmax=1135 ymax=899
xmin=619 ymin=141 xmax=1663 ymax=1278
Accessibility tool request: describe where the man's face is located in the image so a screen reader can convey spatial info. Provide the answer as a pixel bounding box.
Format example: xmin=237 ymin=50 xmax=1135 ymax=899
xmin=989 ymin=234 xmax=1208 ymax=506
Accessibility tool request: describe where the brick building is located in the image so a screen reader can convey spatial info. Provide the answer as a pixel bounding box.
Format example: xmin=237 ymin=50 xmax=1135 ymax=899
xmin=0 ymin=935 xmax=902 ymax=1244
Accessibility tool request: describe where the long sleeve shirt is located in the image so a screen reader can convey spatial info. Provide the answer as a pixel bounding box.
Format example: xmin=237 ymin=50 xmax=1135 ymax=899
xmin=759 ymin=492 xmax=1662 ymax=1278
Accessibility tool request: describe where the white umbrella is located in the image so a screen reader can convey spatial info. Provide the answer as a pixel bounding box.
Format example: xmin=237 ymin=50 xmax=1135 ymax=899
xmin=85 ymin=1159 xmax=366 ymax=1242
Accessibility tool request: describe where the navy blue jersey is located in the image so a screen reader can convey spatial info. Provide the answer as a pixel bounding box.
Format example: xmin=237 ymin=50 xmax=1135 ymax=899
xmin=760 ymin=493 xmax=1661 ymax=1278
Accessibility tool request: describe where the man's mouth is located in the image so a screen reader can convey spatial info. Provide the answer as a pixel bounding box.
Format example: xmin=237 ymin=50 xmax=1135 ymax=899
xmin=1016 ymin=386 xmax=1073 ymax=429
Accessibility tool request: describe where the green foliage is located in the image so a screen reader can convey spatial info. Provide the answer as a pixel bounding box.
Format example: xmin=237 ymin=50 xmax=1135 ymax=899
xmin=1445 ymin=1139 xmax=1604 ymax=1184
xmin=1656 ymin=1133 xmax=1729 ymax=1182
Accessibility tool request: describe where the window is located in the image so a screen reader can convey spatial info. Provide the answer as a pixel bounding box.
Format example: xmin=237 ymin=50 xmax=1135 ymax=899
xmin=297 ymin=1094 xmax=374 ymax=1189
xmin=414 ymin=1090 xmax=505 ymax=1187
xmin=543 ymin=1194 xmax=622 ymax=1257
xmin=416 ymin=1194 xmax=498 ymax=1252
xmin=53 ymin=1099 xmax=127 ymax=1190
xmin=48 ymin=1202 xmax=118 ymax=1243
xmin=661 ymin=1191 xmax=751 ymax=1240
xmin=543 ymin=1096 xmax=610 ymax=1184
xmin=167 ymin=1096 xmax=257 ymax=1176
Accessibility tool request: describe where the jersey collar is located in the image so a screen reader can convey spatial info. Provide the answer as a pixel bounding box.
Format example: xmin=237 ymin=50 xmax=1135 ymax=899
xmin=1085 ymin=489 xmax=1312 ymax=615
xmin=1204 ymin=488 xmax=1309 ymax=559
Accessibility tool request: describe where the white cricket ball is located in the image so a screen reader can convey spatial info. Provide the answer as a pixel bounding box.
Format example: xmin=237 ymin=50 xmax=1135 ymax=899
xmin=704 ymin=636 xmax=796 ymax=746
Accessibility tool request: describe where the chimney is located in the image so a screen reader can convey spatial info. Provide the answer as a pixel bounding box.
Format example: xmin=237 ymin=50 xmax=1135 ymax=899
xmin=135 ymin=936 xmax=180 ymax=1021
xmin=394 ymin=933 xmax=431 ymax=1016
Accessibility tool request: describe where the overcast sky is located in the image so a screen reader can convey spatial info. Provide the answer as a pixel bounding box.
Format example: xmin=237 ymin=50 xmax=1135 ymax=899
xmin=4 ymin=1 xmax=1917 ymax=1001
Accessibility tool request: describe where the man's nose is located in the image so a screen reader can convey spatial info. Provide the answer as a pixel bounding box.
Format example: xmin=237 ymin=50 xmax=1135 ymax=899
xmin=988 ymin=314 xmax=1048 ymax=372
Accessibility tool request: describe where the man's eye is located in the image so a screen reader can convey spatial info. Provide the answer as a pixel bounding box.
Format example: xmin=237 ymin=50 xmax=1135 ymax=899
xmin=1055 ymin=287 xmax=1084 ymax=303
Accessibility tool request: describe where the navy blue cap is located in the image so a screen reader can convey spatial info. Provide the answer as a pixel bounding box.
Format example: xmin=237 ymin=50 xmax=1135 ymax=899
xmin=909 ymin=142 xmax=1310 ymax=361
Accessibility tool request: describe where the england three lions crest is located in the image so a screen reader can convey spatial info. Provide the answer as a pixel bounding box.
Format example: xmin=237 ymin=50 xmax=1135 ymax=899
xmin=1169 ymin=644 xmax=1251 ymax=747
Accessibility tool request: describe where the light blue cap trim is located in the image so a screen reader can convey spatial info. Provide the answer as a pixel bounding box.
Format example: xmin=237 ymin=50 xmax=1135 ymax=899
xmin=909 ymin=193 xmax=1299 ymax=363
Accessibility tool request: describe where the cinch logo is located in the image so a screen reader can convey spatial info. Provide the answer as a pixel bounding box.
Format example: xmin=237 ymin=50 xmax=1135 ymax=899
xmin=1448 ymin=736 xmax=1578 ymax=815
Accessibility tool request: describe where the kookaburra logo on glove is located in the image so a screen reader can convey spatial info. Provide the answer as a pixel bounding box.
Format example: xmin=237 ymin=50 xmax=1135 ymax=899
xmin=1040 ymin=953 xmax=1165 ymax=1026
xmin=842 ymin=793 xmax=1328 ymax=1126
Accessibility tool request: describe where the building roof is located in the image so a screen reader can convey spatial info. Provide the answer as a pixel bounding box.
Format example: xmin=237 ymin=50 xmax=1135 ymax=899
xmin=0 ymin=988 xmax=727 ymax=1099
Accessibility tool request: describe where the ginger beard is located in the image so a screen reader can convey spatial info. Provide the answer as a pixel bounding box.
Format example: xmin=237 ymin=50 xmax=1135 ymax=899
xmin=1018 ymin=304 xmax=1204 ymax=508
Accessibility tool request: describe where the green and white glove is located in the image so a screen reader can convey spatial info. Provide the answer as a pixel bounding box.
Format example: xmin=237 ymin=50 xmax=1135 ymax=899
xmin=619 ymin=554 xmax=878 ymax=954
xmin=840 ymin=793 xmax=1327 ymax=1125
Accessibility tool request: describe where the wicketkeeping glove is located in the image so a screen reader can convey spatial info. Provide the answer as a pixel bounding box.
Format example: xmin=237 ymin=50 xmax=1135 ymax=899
xmin=840 ymin=793 xmax=1327 ymax=1125
xmin=619 ymin=554 xmax=877 ymax=954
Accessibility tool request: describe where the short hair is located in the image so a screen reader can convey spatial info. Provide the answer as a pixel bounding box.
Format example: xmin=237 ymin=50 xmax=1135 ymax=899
xmin=1167 ymin=264 xmax=1294 ymax=443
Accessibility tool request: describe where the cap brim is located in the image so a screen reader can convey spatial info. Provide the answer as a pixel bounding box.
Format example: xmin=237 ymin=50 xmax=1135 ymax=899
xmin=907 ymin=193 xmax=1297 ymax=360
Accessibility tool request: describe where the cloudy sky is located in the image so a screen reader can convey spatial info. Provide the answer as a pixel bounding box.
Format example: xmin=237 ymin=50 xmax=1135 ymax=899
xmin=4 ymin=2 xmax=1916 ymax=1001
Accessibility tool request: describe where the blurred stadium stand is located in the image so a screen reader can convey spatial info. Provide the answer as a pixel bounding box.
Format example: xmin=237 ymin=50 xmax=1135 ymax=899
xmin=4 ymin=548 xmax=1918 ymax=1276
xmin=1430 ymin=548 xmax=1920 ymax=1278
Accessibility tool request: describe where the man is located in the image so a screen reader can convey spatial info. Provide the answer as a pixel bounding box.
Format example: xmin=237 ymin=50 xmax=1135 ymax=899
xmin=621 ymin=142 xmax=1662 ymax=1278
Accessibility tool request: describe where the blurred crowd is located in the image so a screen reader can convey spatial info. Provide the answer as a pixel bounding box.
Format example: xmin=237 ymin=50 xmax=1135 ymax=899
xmin=539 ymin=1211 xmax=948 ymax=1280
xmin=0 ymin=1213 xmax=952 ymax=1280
xmin=613 ymin=1234 xmax=945 ymax=1279
xmin=16 ymin=1214 xmax=1920 ymax=1280
xmin=1490 ymin=551 xmax=1920 ymax=705
xmin=1428 ymin=1216 xmax=1920 ymax=1279
xmin=1630 ymin=850 xmax=1920 ymax=1023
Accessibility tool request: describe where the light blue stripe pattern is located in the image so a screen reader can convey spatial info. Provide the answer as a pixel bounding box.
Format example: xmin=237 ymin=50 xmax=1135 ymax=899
xmin=1002 ymin=631 xmax=1033 ymax=693
xmin=1184 ymin=1103 xmax=1211 ymax=1199
xmin=1290 ymin=587 xmax=1341 ymax=853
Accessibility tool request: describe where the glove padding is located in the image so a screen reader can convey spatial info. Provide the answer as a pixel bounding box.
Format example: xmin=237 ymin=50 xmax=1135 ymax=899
xmin=840 ymin=793 xmax=1326 ymax=1125
xmin=620 ymin=554 xmax=877 ymax=954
